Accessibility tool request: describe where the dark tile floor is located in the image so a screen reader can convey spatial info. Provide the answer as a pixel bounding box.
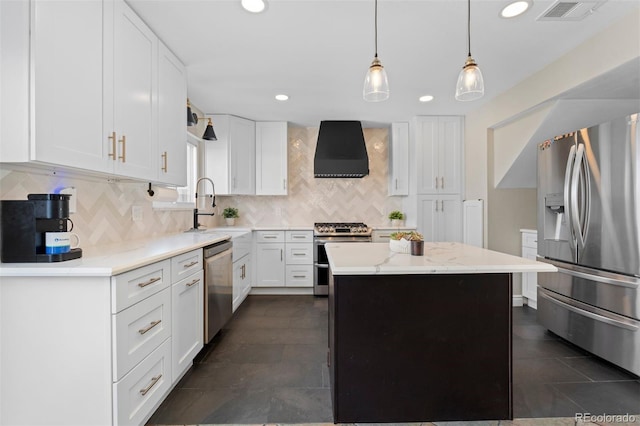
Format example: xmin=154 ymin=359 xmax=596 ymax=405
xmin=147 ymin=297 xmax=639 ymax=425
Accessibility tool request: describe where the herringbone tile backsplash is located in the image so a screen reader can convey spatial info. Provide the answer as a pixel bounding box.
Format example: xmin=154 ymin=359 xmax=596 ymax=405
xmin=0 ymin=127 xmax=402 ymax=249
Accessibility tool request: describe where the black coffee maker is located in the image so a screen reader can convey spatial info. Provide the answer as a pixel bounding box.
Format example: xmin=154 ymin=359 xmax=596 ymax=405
xmin=0 ymin=194 xmax=82 ymax=263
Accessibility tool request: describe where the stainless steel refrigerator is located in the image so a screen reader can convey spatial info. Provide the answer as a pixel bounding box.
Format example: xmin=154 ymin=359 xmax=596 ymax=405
xmin=537 ymin=113 xmax=640 ymax=376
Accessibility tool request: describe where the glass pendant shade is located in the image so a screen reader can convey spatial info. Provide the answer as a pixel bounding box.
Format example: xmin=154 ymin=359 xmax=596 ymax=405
xmin=202 ymin=119 xmax=217 ymax=141
xmin=363 ymin=56 xmax=390 ymax=102
xmin=455 ymin=55 xmax=484 ymax=101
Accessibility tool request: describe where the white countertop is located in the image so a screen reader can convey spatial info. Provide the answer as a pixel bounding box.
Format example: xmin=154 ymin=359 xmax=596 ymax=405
xmin=0 ymin=232 xmax=230 ymax=277
xmin=325 ymin=242 xmax=557 ymax=275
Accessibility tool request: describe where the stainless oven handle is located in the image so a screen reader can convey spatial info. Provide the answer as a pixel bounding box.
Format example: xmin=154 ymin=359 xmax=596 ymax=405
xmin=314 ymin=263 xmax=329 ymax=269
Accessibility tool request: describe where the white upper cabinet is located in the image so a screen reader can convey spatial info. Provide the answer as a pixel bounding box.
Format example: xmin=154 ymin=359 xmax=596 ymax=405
xmin=416 ymin=116 xmax=462 ymax=194
xmin=1 ymin=0 xmax=187 ymax=185
xmin=388 ymin=122 xmax=409 ymax=196
xmin=28 ymin=0 xmax=109 ymax=172
xmin=202 ymin=115 xmax=256 ymax=195
xmin=109 ymin=0 xmax=158 ymax=181
xmin=256 ymin=122 xmax=288 ymax=195
xmin=157 ymin=42 xmax=187 ymax=186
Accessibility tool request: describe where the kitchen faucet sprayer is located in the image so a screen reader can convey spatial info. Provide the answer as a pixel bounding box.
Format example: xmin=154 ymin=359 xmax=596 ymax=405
xmin=193 ymin=177 xmax=216 ymax=230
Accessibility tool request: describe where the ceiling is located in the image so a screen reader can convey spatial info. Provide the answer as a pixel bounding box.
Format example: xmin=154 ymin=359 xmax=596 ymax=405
xmin=128 ymin=0 xmax=640 ymax=127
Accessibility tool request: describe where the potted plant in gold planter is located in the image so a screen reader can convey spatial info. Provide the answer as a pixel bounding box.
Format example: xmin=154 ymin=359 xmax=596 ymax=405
xmin=388 ymin=210 xmax=405 ymax=227
xmin=222 ymin=207 xmax=239 ymax=226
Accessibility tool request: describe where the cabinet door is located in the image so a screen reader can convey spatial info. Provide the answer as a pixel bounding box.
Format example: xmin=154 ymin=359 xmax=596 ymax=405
xmin=438 ymin=117 xmax=462 ymax=194
xmin=256 ymin=122 xmax=288 ymax=195
xmin=157 ymin=42 xmax=187 ymax=186
xmin=111 ymin=0 xmax=157 ymax=180
xmin=229 ymin=116 xmax=256 ymax=195
xmin=241 ymin=255 xmax=252 ymax=298
xmin=522 ymin=246 xmax=538 ymax=302
xmin=439 ymin=196 xmax=462 ymax=242
xmin=255 ymin=243 xmax=285 ymax=287
xmin=172 ymin=271 xmax=203 ymax=383
xmin=416 ymin=117 xmax=439 ymax=194
xmin=417 ymin=197 xmax=438 ymax=242
xmin=417 ymin=196 xmax=462 ymax=242
xmin=31 ymin=0 xmax=109 ymax=172
xmin=389 ymin=122 xmax=409 ymax=196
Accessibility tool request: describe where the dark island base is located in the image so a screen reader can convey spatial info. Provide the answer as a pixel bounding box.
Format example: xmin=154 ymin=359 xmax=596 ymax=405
xmin=328 ymin=272 xmax=513 ymax=423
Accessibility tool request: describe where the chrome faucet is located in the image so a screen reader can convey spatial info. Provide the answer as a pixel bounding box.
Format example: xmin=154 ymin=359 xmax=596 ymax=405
xmin=193 ymin=177 xmax=216 ymax=230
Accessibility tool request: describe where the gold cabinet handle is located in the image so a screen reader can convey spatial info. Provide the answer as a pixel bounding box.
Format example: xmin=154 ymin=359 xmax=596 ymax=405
xmin=186 ymin=278 xmax=200 ymax=287
xmin=293 ymin=253 xmax=305 ymax=256
xmin=108 ymin=132 xmax=117 ymax=160
xmin=137 ymin=277 xmax=161 ymax=288
xmin=118 ymin=135 xmax=126 ymax=163
xmin=435 ymin=176 xmax=439 ymax=189
xmin=283 ymin=179 xmax=287 ymax=190
xmin=138 ymin=319 xmax=161 ymax=335
xmin=293 ymin=275 xmax=306 ymax=279
xmin=441 ymin=176 xmax=444 ymax=188
xmin=183 ymin=261 xmax=198 ymax=268
xmin=161 ymin=151 xmax=168 ymax=173
xmin=139 ymin=374 xmax=162 ymax=396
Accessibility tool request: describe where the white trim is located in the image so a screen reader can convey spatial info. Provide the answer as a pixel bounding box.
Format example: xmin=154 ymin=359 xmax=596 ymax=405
xmin=512 ymin=295 xmax=524 ymax=307
xmin=249 ymin=287 xmax=314 ymax=296
xmin=525 ymin=298 xmax=537 ymax=309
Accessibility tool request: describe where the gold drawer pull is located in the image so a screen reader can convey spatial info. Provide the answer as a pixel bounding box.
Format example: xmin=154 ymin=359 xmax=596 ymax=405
xmin=264 ymin=235 xmax=277 ymax=239
xmin=161 ymin=151 xmax=168 ymax=173
xmin=293 ymin=275 xmax=306 ymax=279
xmin=183 ymin=261 xmax=198 ymax=268
xmin=108 ymin=131 xmax=117 ymax=160
xmin=138 ymin=320 xmax=161 ymax=335
xmin=186 ymin=278 xmax=200 ymax=287
xmin=137 ymin=277 xmax=161 ymax=288
xmin=139 ymin=374 xmax=162 ymax=396
xmin=293 ymin=253 xmax=306 ymax=256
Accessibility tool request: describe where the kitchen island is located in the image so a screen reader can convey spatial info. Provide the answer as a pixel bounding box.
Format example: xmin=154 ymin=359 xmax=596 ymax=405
xmin=325 ymin=242 xmax=556 ymax=423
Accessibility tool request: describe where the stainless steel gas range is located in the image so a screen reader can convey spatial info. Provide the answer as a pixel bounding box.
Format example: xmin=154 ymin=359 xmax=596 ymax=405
xmin=313 ymin=222 xmax=372 ymax=295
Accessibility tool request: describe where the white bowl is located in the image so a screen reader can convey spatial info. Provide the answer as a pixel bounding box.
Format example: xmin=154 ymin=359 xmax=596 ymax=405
xmin=389 ymin=238 xmax=410 ymax=254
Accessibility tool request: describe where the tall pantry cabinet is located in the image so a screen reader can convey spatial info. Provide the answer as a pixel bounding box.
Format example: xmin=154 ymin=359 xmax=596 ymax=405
xmin=415 ymin=116 xmax=463 ymax=242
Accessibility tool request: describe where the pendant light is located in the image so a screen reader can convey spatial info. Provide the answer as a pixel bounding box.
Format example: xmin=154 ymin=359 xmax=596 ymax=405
xmin=363 ymin=0 xmax=389 ymax=102
xmin=455 ymin=0 xmax=484 ymax=101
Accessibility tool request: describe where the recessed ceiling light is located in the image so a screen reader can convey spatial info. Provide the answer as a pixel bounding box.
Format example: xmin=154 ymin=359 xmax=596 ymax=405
xmin=275 ymin=94 xmax=289 ymax=101
xmin=419 ymin=95 xmax=434 ymax=102
xmin=500 ymin=1 xmax=531 ymax=18
xmin=241 ymin=0 xmax=266 ymax=13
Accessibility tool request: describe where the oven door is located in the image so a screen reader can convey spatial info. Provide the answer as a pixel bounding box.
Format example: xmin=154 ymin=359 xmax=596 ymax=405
xmin=313 ymin=236 xmax=371 ymax=296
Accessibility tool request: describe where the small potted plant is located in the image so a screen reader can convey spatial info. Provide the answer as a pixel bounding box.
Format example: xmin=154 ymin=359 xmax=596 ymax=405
xmin=222 ymin=207 xmax=239 ymax=226
xmin=408 ymin=231 xmax=424 ymax=256
xmin=388 ymin=210 xmax=405 ymax=227
xmin=389 ymin=231 xmax=411 ymax=253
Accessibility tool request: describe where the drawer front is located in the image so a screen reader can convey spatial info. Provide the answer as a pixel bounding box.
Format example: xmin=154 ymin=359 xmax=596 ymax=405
xmin=285 ymin=230 xmax=313 ymax=243
xmin=113 ymin=288 xmax=172 ymax=381
xmin=113 ymin=338 xmax=171 ymax=426
xmin=372 ymin=228 xmax=415 ymax=243
xmin=256 ymin=230 xmax=285 ymax=243
xmin=285 ymin=265 xmax=314 ymax=287
xmin=285 ymin=243 xmax=313 ymax=264
xmin=112 ymin=260 xmax=171 ymax=313
xmin=522 ymin=232 xmax=538 ymax=249
xmin=171 ymin=249 xmax=203 ymax=283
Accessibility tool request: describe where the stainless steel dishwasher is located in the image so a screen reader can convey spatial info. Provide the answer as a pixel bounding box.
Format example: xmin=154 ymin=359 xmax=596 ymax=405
xmin=203 ymin=239 xmax=233 ymax=343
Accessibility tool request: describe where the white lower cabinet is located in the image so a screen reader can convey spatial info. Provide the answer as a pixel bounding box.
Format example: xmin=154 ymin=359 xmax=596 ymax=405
xmin=0 ymin=249 xmax=205 ymax=425
xmin=417 ymin=195 xmax=462 ymax=242
xmin=521 ymin=230 xmax=539 ymax=308
xmin=113 ymin=338 xmax=172 ymax=426
xmin=233 ymin=254 xmax=252 ymax=311
xmin=254 ymin=230 xmax=313 ymax=288
xmin=171 ymin=270 xmax=204 ymax=382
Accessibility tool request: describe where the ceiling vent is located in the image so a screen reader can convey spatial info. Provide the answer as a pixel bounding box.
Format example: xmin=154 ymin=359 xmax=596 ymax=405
xmin=537 ymin=1 xmax=607 ymax=21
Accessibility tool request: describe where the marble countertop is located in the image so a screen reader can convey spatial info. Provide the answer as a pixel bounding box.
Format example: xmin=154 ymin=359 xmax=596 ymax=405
xmin=0 ymin=232 xmax=230 ymax=277
xmin=325 ymin=242 xmax=557 ymax=275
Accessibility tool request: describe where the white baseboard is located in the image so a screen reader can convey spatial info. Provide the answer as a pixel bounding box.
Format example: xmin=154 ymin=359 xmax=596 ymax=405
xmin=525 ymin=298 xmax=537 ymax=310
xmin=512 ymin=295 xmax=524 ymax=307
xmin=249 ymin=287 xmax=314 ymax=296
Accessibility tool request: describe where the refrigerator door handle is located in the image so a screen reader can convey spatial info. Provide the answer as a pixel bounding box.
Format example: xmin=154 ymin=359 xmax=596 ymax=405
xmin=539 ymin=288 xmax=639 ymax=331
xmin=570 ymin=144 xmax=586 ymax=251
xmin=540 ymin=258 xmax=640 ymax=289
xmin=563 ymin=144 xmax=577 ymax=247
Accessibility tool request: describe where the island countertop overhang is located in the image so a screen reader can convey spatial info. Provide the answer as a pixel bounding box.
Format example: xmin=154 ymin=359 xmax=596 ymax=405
xmin=325 ymin=242 xmax=557 ymax=275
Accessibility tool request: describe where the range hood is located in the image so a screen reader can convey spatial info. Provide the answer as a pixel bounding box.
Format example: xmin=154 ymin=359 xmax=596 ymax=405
xmin=314 ymin=121 xmax=369 ymax=178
